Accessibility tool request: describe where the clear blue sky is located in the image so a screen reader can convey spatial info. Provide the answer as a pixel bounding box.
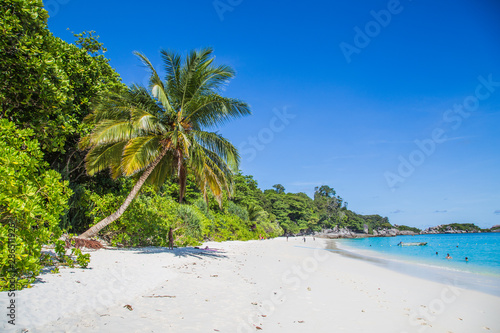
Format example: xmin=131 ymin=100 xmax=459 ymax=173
xmin=47 ymin=0 xmax=500 ymax=229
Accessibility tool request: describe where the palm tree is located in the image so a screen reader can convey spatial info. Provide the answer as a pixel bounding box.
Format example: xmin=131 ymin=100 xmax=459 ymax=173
xmin=78 ymin=48 xmax=250 ymax=239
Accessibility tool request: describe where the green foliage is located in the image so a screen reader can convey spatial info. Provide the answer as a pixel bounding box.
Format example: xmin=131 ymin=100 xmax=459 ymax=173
xmin=72 ymin=248 xmax=91 ymax=268
xmin=76 ymin=48 xmax=252 ymax=238
xmin=0 ymin=120 xmax=71 ymax=290
xmin=209 ymin=213 xmax=254 ymax=241
xmin=396 ymin=225 xmax=421 ymax=233
xmin=177 ymin=204 xmax=203 ymax=240
xmin=0 ymin=0 xmax=123 ymax=154
xmin=0 ymin=0 xmax=124 ymax=236
xmin=272 ymin=184 xmax=285 ymax=194
xmin=225 ymin=201 xmax=249 ymax=221
xmin=80 ymin=48 xmax=249 ymax=212
xmin=362 ymin=214 xmax=391 ymax=230
xmin=162 ymin=175 xmax=202 ymax=204
xmin=73 ymin=30 xmax=107 ymax=56
xmin=437 ymin=223 xmax=484 ymax=233
xmin=338 ymin=211 xmax=391 ymax=233
xmin=78 ymin=172 xmax=284 ymax=247
xmin=341 ymin=210 xmax=366 ymax=233
xmin=314 ymin=185 xmax=346 ymax=228
xmin=232 ymin=173 xmax=265 ymax=207
xmin=85 ymin=187 xmax=177 ymax=247
xmin=252 ymin=213 xmax=283 ymax=238
xmin=264 ymin=190 xmax=317 ymax=234
xmin=47 ymin=242 xmax=91 ymax=270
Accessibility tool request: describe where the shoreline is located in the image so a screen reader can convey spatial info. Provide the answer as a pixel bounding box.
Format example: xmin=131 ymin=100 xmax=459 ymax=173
xmin=329 ymin=239 xmax=500 ymax=297
xmin=1 ymin=237 xmax=499 ymax=332
xmin=315 ymin=231 xmax=498 ymax=240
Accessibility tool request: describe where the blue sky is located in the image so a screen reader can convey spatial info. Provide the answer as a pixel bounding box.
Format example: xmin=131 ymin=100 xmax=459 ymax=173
xmin=47 ymin=0 xmax=500 ymax=229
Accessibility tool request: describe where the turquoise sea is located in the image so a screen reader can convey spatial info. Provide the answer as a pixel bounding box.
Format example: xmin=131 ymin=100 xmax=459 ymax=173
xmin=332 ymin=233 xmax=500 ymax=296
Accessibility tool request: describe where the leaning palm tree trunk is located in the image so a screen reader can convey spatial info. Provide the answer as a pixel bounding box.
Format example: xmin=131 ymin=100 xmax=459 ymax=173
xmin=177 ymin=151 xmax=187 ymax=203
xmin=78 ymin=149 xmax=167 ymax=239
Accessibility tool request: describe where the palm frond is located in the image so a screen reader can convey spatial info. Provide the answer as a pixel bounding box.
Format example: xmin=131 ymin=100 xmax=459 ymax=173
xmin=130 ymin=108 xmax=168 ymax=134
xmin=179 ymin=48 xmax=216 ymax=113
xmin=185 ymin=95 xmax=251 ymax=127
xmin=89 ymin=120 xmax=136 ymax=146
xmin=160 ymin=49 xmax=182 ymax=98
xmin=145 ymin=150 xmax=176 ymax=189
xmin=85 ymin=142 xmax=126 ymax=177
xmin=193 ymin=130 xmax=240 ymax=169
xmin=188 ymin=142 xmax=234 ymax=203
xmin=133 ymin=51 xmax=175 ymax=116
xmin=121 ymin=136 xmax=162 ymax=176
xmin=188 ymin=64 xmax=235 ymax=99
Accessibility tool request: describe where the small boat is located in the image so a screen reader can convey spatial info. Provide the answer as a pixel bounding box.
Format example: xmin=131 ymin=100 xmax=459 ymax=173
xmin=397 ymin=241 xmax=427 ymax=246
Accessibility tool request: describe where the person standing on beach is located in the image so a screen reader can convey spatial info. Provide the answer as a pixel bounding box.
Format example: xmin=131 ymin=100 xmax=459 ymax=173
xmin=168 ymin=227 xmax=174 ymax=250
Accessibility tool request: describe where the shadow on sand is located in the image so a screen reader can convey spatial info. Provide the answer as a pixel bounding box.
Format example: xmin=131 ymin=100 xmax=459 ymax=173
xmin=103 ymin=246 xmax=229 ymax=260
xmin=28 ymin=246 xmax=227 ymax=286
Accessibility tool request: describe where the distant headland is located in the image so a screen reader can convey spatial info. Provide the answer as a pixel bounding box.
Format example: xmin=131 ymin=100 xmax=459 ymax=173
xmin=314 ymin=223 xmax=500 ymax=239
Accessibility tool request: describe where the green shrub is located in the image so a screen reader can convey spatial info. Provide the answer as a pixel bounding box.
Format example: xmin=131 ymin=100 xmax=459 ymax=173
xmin=226 ymin=201 xmax=249 ymax=221
xmin=86 ymin=188 xmax=175 ymax=247
xmin=86 ymin=187 xmax=208 ymax=247
xmin=177 ymin=205 xmax=203 ymax=239
xmin=0 ymin=120 xmax=72 ymax=290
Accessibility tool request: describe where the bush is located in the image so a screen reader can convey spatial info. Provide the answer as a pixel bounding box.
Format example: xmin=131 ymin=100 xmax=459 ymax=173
xmin=86 ymin=187 xmax=208 ymax=247
xmin=0 ymin=120 xmax=72 ymax=290
xmin=86 ymin=188 xmax=175 ymax=247
xmin=225 ymin=201 xmax=249 ymax=221
xmin=84 ymin=186 xmax=282 ymax=247
xmin=210 ymin=213 xmax=252 ymax=241
xmin=176 ymin=204 xmax=204 ymax=241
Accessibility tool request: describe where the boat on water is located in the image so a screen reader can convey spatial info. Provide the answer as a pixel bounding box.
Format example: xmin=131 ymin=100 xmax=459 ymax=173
xmin=397 ymin=241 xmax=428 ymax=246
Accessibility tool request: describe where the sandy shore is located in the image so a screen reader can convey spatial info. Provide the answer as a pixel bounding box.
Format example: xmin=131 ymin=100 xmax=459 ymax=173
xmin=1 ymin=237 xmax=499 ymax=332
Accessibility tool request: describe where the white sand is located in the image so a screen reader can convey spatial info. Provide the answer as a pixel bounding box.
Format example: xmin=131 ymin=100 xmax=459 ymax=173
xmin=1 ymin=237 xmax=499 ymax=332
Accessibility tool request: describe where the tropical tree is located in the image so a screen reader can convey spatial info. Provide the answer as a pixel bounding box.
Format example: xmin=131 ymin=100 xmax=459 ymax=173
xmin=272 ymin=184 xmax=285 ymax=194
xmin=78 ymin=48 xmax=250 ymax=239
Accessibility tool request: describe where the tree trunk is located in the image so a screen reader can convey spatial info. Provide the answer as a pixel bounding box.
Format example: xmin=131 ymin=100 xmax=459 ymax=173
xmin=177 ymin=151 xmax=186 ymax=204
xmin=178 ymin=166 xmax=186 ymax=204
xmin=78 ymin=149 xmax=168 ymax=239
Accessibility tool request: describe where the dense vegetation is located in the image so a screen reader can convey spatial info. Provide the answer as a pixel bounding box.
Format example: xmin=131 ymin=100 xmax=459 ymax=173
xmin=78 ymin=47 xmax=251 ymax=239
xmin=435 ymin=223 xmax=486 ymax=233
xmin=395 ymin=225 xmax=422 ymax=233
xmin=0 ymin=0 xmax=391 ymax=291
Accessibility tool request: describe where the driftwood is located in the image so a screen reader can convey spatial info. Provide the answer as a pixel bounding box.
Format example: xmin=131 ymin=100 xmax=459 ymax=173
xmin=65 ymin=238 xmax=104 ymax=249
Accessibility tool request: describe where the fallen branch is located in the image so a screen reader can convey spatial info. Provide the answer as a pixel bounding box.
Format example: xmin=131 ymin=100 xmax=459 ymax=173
xmin=65 ymin=238 xmax=104 ymax=249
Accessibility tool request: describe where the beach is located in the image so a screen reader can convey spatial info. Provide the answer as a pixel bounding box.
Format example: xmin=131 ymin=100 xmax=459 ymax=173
xmin=2 ymin=237 xmax=499 ymax=332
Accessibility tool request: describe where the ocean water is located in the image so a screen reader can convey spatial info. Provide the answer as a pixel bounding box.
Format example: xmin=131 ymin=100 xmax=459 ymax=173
xmin=332 ymin=233 xmax=500 ymax=296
